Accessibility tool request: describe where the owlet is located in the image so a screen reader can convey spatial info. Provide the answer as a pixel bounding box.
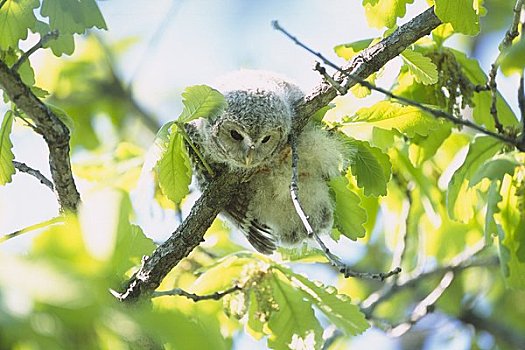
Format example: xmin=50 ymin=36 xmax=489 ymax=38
xmin=186 ymin=70 xmax=345 ymax=254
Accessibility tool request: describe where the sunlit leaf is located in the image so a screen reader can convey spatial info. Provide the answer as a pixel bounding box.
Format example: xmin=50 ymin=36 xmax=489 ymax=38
xmin=276 ymin=266 xmax=369 ymax=336
xmin=409 ymin=123 xmax=452 ymax=166
xmin=267 ymin=270 xmax=323 ymax=350
xmin=362 ymin=0 xmax=415 ymax=29
xmin=349 ymin=101 xmax=440 ymax=138
xmin=469 ymin=157 xmax=519 ymax=187
xmin=329 ymin=176 xmax=367 ymax=240
xmin=156 ymin=125 xmax=192 ymax=204
xmin=434 ymin=0 xmax=480 ymax=35
xmin=334 ymin=39 xmax=373 ymax=60
xmin=401 ymin=49 xmax=438 ymax=85
xmin=0 ymin=0 xmax=39 ymax=50
xmin=179 ymin=85 xmax=227 ymax=123
xmin=447 ymin=136 xmax=502 ymax=222
xmin=0 ymin=111 xmax=15 ymax=186
xmin=500 ymin=36 xmax=525 ymax=76
xmin=348 ymin=139 xmax=391 ymax=196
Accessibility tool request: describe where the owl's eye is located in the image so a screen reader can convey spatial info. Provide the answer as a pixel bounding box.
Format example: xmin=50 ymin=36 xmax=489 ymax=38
xmin=261 ymin=135 xmax=271 ymax=144
xmin=230 ymin=130 xmax=244 ymax=141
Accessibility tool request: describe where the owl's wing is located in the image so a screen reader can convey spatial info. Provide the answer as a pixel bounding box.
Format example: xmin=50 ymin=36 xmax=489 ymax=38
xmin=224 ymin=202 xmax=277 ymax=255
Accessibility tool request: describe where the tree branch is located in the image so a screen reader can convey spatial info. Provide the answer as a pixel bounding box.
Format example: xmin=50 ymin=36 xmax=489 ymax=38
xmin=151 ymin=285 xmax=241 ymax=301
xmin=361 ymin=241 xmax=496 ymax=317
xmin=118 ymin=6 xmax=444 ymax=302
xmin=0 ymin=60 xmax=80 ymax=212
xmin=13 ymin=160 xmax=54 ymax=191
xmin=277 ymin=15 xmax=525 ymax=151
xmin=12 ymin=30 xmax=59 ymax=72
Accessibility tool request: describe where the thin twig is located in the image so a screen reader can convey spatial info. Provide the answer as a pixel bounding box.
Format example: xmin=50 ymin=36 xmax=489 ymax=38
xmin=151 ymin=285 xmax=241 ymax=301
xmin=289 ymin=134 xmax=401 ymax=281
xmin=487 ymin=0 xmax=524 ymax=133
xmin=274 ymin=22 xmax=525 ymax=151
xmin=361 ymin=240 xmax=493 ymax=317
xmin=314 ymin=63 xmax=346 ymax=95
xmin=13 ymin=161 xmax=54 ymax=191
xmin=13 ymin=30 xmax=59 ymax=72
xmin=388 ymin=271 xmax=454 ymax=337
xmin=488 ymin=64 xmax=504 ymax=133
xmin=0 ymin=216 xmax=64 ymax=243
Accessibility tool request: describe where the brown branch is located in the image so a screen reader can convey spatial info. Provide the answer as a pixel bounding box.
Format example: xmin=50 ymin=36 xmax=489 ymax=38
xmin=0 ymin=60 xmax=80 ymax=212
xmin=12 ymin=30 xmax=59 ymax=72
xmin=118 ymin=6 xmax=444 ymax=302
xmin=277 ymin=18 xmax=525 ymax=151
xmin=13 ymin=160 xmax=54 ymax=191
xmin=151 ymin=285 xmax=241 ymax=301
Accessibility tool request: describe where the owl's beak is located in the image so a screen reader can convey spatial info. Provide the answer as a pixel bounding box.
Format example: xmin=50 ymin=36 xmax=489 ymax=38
xmin=245 ymin=145 xmax=255 ymax=166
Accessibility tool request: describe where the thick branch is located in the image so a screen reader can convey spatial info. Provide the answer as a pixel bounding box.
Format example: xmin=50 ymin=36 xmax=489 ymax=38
xmin=0 ymin=60 xmax=80 ymax=212
xmin=119 ymin=6 xmax=444 ymax=302
xmin=117 ymin=170 xmax=240 ymax=302
xmin=292 ymin=6 xmax=442 ymax=134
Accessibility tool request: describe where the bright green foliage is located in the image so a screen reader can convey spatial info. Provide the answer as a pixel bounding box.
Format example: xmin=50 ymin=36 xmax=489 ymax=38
xmin=0 ymin=110 xmax=15 ymax=185
xmin=334 ymin=39 xmax=373 ymax=60
xmin=349 ymin=101 xmax=440 ymax=138
xmin=434 ymin=0 xmax=480 ymax=35
xmin=191 ymin=253 xmax=368 ymax=350
xmin=329 ymin=176 xmax=367 ymax=240
xmin=362 ymin=0 xmax=415 ymax=29
xmin=451 ymin=49 xmax=518 ymax=129
xmin=267 ymin=270 xmax=323 ymax=350
xmin=496 ymin=175 xmax=525 ymax=289
xmin=40 ymin=0 xmax=107 ymax=55
xmin=348 ymin=139 xmax=391 ymax=197
xmin=447 ymin=136 xmax=503 ymax=222
xmin=157 ymin=125 xmax=192 ymax=204
xmin=408 ymin=123 xmax=452 ymax=166
xmin=499 ymin=36 xmax=525 ymax=76
xmin=469 ymin=156 xmax=520 ymax=187
xmin=179 ymin=85 xmax=228 ymax=123
xmin=400 ymin=49 xmax=438 ymax=85
xmin=0 ymin=0 xmax=39 ymax=50
xmin=155 ymin=85 xmax=226 ymax=204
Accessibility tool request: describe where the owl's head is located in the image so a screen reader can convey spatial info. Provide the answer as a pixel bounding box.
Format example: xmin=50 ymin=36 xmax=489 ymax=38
xmin=208 ymin=89 xmax=291 ymax=169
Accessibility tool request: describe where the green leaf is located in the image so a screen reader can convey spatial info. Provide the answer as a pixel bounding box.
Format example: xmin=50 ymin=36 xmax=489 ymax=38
xmin=329 ymin=176 xmax=367 ymax=240
xmin=276 ymin=266 xmax=369 ymax=336
xmin=409 ymin=123 xmax=452 ymax=166
xmin=447 ymin=136 xmax=502 ymax=222
xmin=434 ymin=0 xmax=480 ymax=35
xmin=41 ymin=0 xmax=106 ymax=34
xmin=156 ymin=125 xmax=192 ymax=204
xmin=401 ymin=49 xmax=438 ymax=85
xmin=0 ymin=0 xmax=39 ymax=50
xmin=500 ymin=36 xmax=525 ymax=76
xmin=179 ymin=85 xmax=227 ymax=123
xmin=450 ymin=49 xmax=518 ymax=129
xmin=0 ymin=111 xmax=15 ymax=186
xmin=469 ymin=157 xmax=519 ymax=187
xmin=362 ymin=0 xmax=415 ymax=29
xmin=111 ymin=194 xmax=155 ymax=276
xmin=349 ymin=101 xmax=440 ymax=138
xmin=496 ymin=175 xmax=525 ymax=289
xmin=334 ymin=39 xmax=373 ymax=60
xmin=432 ymin=23 xmax=455 ymax=47
xmin=485 ymin=180 xmax=502 ymax=245
xmin=348 ymin=139 xmax=391 ymax=196
xmin=267 ymin=270 xmax=323 ymax=350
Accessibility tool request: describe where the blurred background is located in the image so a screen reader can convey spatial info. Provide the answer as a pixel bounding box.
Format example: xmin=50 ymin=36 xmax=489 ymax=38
xmin=0 ymin=1 xmax=521 ymax=349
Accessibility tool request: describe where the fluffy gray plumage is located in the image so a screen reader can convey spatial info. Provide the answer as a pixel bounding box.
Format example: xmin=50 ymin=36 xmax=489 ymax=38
xmin=186 ymin=70 xmax=345 ymax=254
